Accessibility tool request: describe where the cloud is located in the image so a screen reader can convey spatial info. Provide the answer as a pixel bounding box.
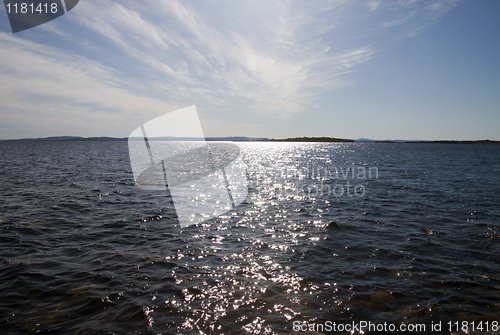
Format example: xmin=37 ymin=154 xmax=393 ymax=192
xmin=69 ymin=0 xmax=375 ymax=117
xmin=0 ymin=0 xmax=464 ymax=138
xmin=0 ymin=33 xmax=178 ymax=138
xmin=382 ymin=10 xmax=417 ymax=28
xmin=368 ymin=0 xmax=381 ymax=12
xmin=378 ymin=0 xmax=463 ymax=37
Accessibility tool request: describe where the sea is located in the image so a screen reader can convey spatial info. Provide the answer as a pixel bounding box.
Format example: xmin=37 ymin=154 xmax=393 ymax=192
xmin=0 ymin=141 xmax=499 ymax=334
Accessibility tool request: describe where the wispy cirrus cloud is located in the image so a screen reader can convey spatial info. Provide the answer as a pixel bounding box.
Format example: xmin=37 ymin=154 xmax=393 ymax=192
xmin=376 ymin=0 xmax=463 ymax=37
xmin=368 ymin=0 xmax=382 ymax=12
xmin=71 ymin=0 xmax=376 ymax=117
xmin=0 ymin=33 xmax=179 ymax=138
xmin=0 ymin=0 xmax=464 ymax=138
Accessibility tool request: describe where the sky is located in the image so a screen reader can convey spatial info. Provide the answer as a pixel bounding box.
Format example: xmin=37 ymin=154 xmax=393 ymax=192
xmin=0 ymin=0 xmax=499 ymax=140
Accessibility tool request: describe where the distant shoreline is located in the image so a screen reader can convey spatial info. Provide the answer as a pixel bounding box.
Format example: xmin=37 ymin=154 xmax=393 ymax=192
xmin=375 ymin=139 xmax=500 ymax=144
xmin=0 ymin=136 xmax=499 ymax=144
xmin=258 ymin=136 xmax=353 ymax=142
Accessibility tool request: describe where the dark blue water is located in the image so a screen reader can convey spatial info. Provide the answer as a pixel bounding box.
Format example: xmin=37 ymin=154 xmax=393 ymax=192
xmin=0 ymin=141 xmax=499 ymax=334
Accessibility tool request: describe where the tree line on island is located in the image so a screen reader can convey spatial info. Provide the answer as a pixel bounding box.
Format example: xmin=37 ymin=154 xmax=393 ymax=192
xmin=259 ymin=136 xmax=354 ymax=143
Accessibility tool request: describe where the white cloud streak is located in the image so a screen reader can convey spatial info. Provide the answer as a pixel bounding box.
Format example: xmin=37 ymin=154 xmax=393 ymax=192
xmin=379 ymin=0 xmax=463 ymax=37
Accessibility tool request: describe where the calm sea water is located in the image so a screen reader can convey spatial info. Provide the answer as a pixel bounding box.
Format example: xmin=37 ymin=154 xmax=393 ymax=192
xmin=0 ymin=141 xmax=499 ymax=334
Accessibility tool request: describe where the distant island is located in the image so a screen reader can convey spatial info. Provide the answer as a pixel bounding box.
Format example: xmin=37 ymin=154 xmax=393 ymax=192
xmin=1 ymin=136 xmax=128 ymax=142
xmin=403 ymin=140 xmax=500 ymax=144
xmin=1 ymin=136 xmax=499 ymax=144
xmin=374 ymin=139 xmax=500 ymax=144
xmin=260 ymin=136 xmax=354 ymax=143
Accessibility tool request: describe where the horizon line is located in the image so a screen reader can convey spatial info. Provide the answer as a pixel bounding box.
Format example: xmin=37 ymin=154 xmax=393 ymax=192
xmin=1 ymin=135 xmax=499 ymax=143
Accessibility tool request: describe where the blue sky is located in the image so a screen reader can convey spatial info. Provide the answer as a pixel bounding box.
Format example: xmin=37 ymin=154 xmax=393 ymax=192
xmin=0 ymin=0 xmax=498 ymax=140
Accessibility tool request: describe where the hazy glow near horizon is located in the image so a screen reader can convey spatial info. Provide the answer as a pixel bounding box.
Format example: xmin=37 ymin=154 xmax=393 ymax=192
xmin=0 ymin=0 xmax=499 ymax=141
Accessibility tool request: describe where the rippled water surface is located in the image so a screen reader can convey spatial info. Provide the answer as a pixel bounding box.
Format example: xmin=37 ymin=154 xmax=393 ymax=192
xmin=1 ymin=141 xmax=499 ymax=334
